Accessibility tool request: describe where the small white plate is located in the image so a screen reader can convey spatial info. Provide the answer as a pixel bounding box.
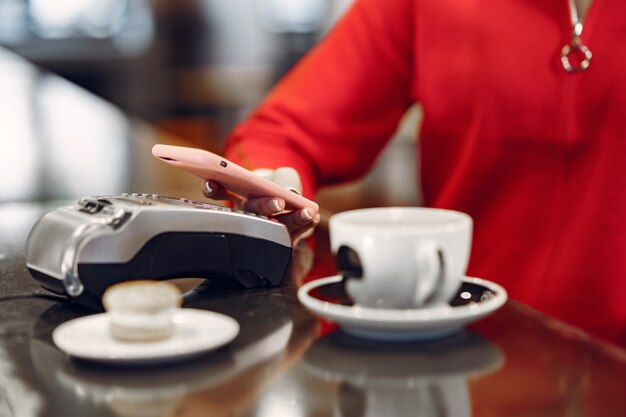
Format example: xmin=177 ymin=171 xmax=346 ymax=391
xmin=52 ymin=308 xmax=240 ymax=365
xmin=298 ymin=276 xmax=507 ymax=342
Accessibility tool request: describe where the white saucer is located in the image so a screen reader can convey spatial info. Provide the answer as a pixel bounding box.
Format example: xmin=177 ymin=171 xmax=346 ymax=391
xmin=298 ymin=276 xmax=507 ymax=341
xmin=52 ymin=308 xmax=240 ymax=365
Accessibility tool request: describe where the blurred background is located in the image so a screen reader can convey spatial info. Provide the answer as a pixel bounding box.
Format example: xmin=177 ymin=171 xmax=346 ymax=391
xmin=0 ymin=0 xmax=420 ymax=212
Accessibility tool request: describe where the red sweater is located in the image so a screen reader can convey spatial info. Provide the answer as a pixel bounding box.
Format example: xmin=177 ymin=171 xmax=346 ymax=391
xmin=225 ymin=0 xmax=626 ymax=346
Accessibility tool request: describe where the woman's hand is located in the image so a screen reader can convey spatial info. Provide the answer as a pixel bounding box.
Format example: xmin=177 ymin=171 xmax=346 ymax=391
xmin=201 ymin=167 xmax=320 ymax=245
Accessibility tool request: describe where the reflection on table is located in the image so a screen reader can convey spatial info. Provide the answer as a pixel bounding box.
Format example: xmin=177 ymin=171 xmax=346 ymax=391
xmin=303 ymin=331 xmax=504 ymax=417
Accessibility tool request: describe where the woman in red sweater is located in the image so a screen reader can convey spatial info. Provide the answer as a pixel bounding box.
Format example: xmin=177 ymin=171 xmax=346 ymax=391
xmin=205 ymin=0 xmax=626 ymax=346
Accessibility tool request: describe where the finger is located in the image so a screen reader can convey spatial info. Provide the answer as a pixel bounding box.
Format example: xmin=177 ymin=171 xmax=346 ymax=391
xmin=252 ymin=167 xmax=303 ymax=195
xmin=273 ymin=167 xmax=303 ymax=195
xmin=290 ymin=216 xmax=320 ymax=246
xmin=202 ymin=180 xmax=246 ymax=206
xmin=292 ymin=223 xmax=316 ymax=242
xmin=274 ymin=208 xmax=319 ymax=232
xmin=201 ymin=180 xmax=228 ymax=200
xmin=251 ymin=168 xmax=275 ymax=181
xmin=288 ymin=242 xmax=314 ymax=286
xmin=243 ymin=196 xmax=286 ymax=216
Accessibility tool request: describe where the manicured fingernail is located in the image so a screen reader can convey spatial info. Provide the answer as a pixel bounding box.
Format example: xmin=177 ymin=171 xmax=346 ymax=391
xmin=202 ymin=181 xmax=213 ymax=195
xmin=301 ymin=208 xmax=313 ymax=221
xmin=269 ymin=199 xmax=282 ymax=212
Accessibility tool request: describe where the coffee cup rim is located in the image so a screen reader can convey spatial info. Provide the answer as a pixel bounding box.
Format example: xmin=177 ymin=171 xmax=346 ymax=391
xmin=330 ymin=207 xmax=472 ymax=232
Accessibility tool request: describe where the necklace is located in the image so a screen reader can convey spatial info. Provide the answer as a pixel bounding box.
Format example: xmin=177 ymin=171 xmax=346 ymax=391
xmin=561 ymin=0 xmax=592 ymax=72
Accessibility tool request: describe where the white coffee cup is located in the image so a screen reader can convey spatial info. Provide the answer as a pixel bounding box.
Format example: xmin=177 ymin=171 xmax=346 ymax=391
xmin=330 ymin=207 xmax=472 ymax=309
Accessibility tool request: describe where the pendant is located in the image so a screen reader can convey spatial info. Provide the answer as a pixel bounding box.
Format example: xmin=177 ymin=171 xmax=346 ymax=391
xmin=561 ymin=17 xmax=592 ymax=72
xmin=561 ymin=41 xmax=592 ymax=72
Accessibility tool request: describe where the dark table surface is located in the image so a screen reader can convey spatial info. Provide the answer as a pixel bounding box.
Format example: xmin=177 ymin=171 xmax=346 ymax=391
xmin=1 ymin=47 xmax=625 ymax=417
xmin=2 ymin=201 xmax=626 ymax=417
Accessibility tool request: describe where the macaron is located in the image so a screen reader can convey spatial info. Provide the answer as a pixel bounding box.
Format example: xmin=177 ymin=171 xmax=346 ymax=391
xmin=102 ymin=280 xmax=182 ymax=342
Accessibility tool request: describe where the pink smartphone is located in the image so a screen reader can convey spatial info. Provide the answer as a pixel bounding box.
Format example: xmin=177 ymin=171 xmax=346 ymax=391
xmin=152 ymin=144 xmax=319 ymax=212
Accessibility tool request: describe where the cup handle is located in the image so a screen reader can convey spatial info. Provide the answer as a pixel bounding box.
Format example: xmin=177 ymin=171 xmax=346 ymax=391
xmin=414 ymin=242 xmax=445 ymax=306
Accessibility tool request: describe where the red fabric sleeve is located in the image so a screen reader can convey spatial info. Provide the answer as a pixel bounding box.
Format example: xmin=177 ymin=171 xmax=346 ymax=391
xmin=224 ymin=0 xmax=415 ymax=198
